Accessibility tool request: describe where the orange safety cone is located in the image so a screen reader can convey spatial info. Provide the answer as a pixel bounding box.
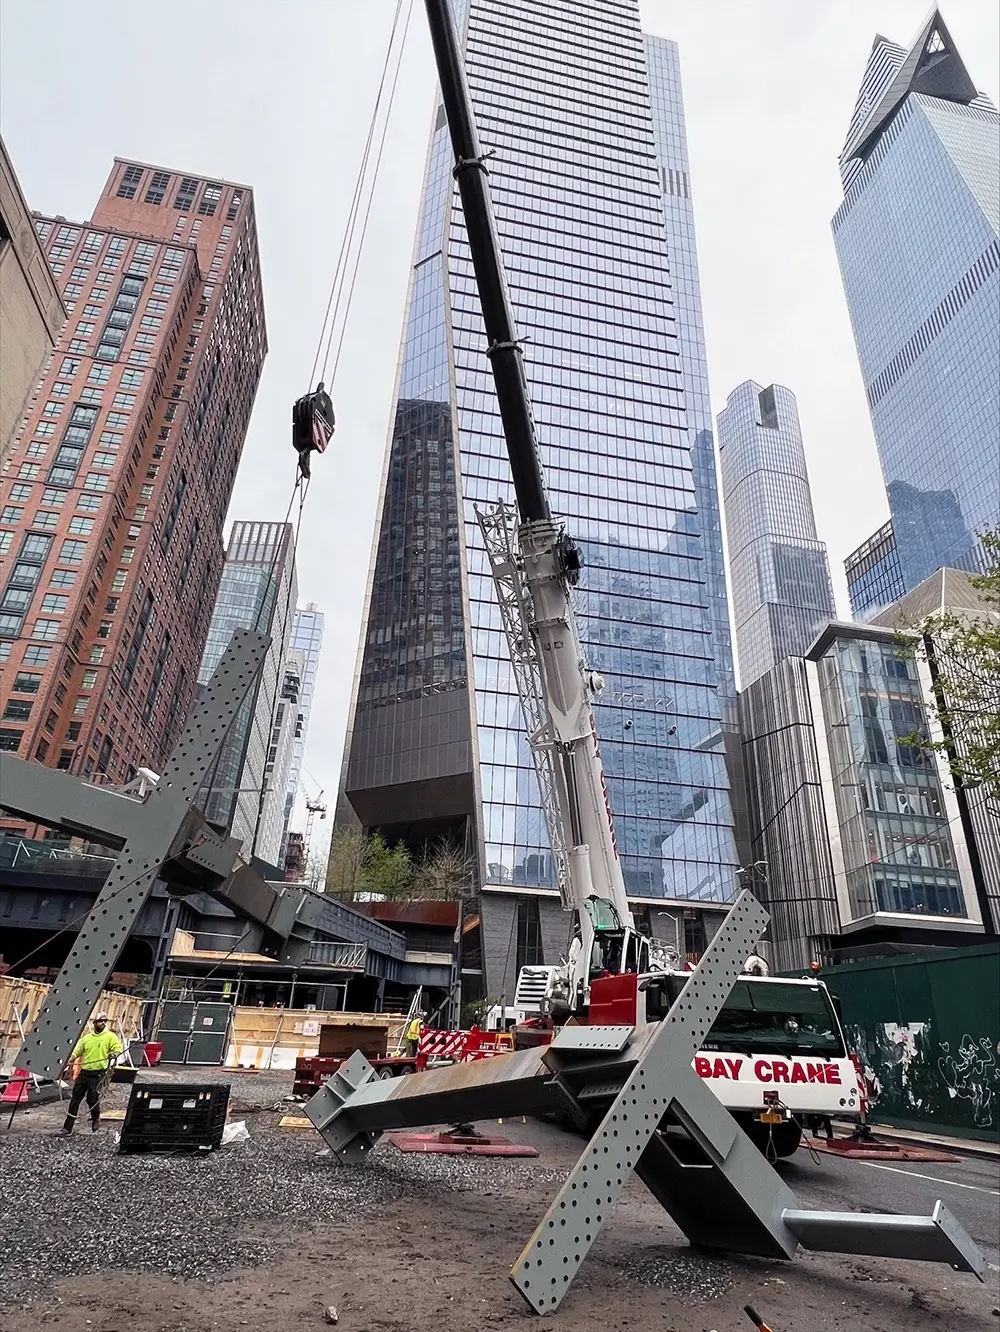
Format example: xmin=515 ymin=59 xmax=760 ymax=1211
xmin=744 ymin=1305 xmax=775 ymax=1332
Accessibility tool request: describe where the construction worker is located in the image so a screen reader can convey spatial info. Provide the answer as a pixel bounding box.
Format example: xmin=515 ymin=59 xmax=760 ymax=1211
xmin=405 ymin=1010 xmax=424 ymax=1058
xmin=60 ymin=1012 xmax=123 ymax=1135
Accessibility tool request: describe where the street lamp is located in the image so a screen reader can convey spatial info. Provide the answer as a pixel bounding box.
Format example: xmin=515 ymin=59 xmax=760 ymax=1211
xmin=656 ymin=910 xmax=683 ymax=959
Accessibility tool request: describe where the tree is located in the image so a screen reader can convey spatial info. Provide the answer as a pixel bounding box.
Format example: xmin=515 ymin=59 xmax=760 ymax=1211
xmin=412 ymin=838 xmax=475 ymax=901
xmin=900 ymin=530 xmax=1000 ymax=806
xmin=324 ymin=826 xmax=414 ymax=901
xmin=325 ymin=825 xmax=369 ymax=901
xmin=362 ymin=832 xmax=414 ymax=900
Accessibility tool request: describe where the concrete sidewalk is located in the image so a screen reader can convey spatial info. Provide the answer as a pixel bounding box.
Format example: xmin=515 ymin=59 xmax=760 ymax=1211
xmin=836 ymin=1120 xmax=1000 ymax=1161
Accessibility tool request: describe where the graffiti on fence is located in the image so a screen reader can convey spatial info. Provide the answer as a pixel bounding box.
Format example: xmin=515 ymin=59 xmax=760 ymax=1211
xmin=938 ymin=1035 xmax=997 ymax=1128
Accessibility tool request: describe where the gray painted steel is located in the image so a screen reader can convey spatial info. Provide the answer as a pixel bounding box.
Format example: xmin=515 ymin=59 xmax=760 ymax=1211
xmin=13 ymin=631 xmax=270 ymax=1080
xmin=303 ymin=889 xmax=985 ymax=1313
xmin=783 ymin=1202 xmax=985 ymax=1278
xmin=509 ymin=890 xmax=777 ymax=1311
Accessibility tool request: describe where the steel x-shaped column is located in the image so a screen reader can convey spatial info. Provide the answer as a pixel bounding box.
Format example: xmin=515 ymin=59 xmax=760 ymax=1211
xmin=4 ymin=630 xmax=268 ymax=1081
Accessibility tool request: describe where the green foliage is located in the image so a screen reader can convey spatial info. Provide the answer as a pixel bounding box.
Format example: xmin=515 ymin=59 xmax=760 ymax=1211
xmin=900 ymin=530 xmax=1000 ymax=804
xmin=324 ymin=828 xmax=473 ymax=902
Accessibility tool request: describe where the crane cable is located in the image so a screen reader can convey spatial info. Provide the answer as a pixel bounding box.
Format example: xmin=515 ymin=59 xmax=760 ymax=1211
xmin=308 ymin=0 xmax=414 ymax=393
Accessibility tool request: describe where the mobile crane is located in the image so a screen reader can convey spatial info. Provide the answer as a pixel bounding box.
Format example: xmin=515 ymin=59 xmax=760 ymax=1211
xmin=425 ymin=0 xmax=864 ymax=1157
xmin=425 ymin=0 xmax=658 ymax=1025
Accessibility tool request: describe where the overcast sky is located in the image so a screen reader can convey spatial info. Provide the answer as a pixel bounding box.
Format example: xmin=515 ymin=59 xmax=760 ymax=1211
xmin=2 ymin=1 xmax=997 ymax=857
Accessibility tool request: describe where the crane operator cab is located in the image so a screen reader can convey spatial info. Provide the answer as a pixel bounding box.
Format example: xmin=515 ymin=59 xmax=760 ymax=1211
xmin=546 ymin=896 xmax=653 ymax=1021
xmin=584 ymin=896 xmax=650 ymax=980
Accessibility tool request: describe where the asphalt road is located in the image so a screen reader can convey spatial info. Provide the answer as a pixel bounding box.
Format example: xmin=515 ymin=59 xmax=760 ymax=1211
xmin=777 ymin=1144 xmax=1000 ymax=1267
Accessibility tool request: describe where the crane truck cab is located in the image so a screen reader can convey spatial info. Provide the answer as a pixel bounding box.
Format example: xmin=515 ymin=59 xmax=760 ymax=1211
xmin=515 ymin=955 xmax=862 ymax=1157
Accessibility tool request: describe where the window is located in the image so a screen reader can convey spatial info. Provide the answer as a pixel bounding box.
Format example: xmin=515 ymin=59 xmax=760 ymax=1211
xmin=83 ymin=474 xmax=109 ymax=492
xmin=32 ymin=619 xmax=60 ymax=640
xmin=67 ymin=721 xmax=82 ymax=740
xmin=42 ymin=401 xmax=64 ymax=418
xmin=144 ymin=170 xmax=170 ymax=205
xmin=24 ymin=645 xmax=51 ymax=665
xmin=97 ymin=620 xmax=111 ymax=639
xmin=9 ymin=484 xmax=32 ymax=501
xmin=173 ymin=177 xmax=198 ymax=211
xmin=26 ymin=442 xmax=47 ymax=459
xmin=0 ymin=533 xmax=12 ymax=556
xmin=32 ymin=511 xmax=59 ymax=530
xmin=112 ymin=392 xmax=135 ymax=409
xmin=40 ymin=594 xmax=68 ymax=614
xmin=93 ymin=452 xmax=117 ymax=469
xmin=120 ymin=369 xmax=143 ymax=388
xmin=99 ymin=431 xmax=122 ymax=448
xmin=34 ymin=422 xmax=56 ymax=438
xmin=0 ymin=730 xmax=22 ymax=753
xmin=87 ymin=365 xmax=111 ymax=385
xmin=50 ymin=382 xmax=71 ymax=398
xmin=79 ymin=387 xmax=103 ymax=403
xmin=111 ymin=570 xmax=127 ymax=592
xmin=198 ymin=183 xmax=222 ymax=216
xmin=89 ymin=646 xmax=105 ymax=664
xmin=106 ymin=412 xmax=130 ymax=428
xmin=139 ymin=485 xmax=153 ymax=500
xmin=116 ymin=164 xmax=144 ymax=199
xmin=0 ymin=613 xmax=22 ymax=637
xmin=76 ymin=494 xmax=102 ymax=513
xmin=133 ymin=505 xmax=147 ymax=520
xmin=68 ymin=517 xmax=94 ymax=536
xmin=120 ymin=547 xmax=135 ymax=563
xmin=227 ymin=190 xmax=243 ymax=220
xmin=1 ymin=507 xmax=24 ymax=524
xmin=59 ymin=539 xmax=87 ymax=564
xmin=13 ymin=672 xmax=41 ymax=693
xmin=50 ymin=569 xmax=76 ymax=588
xmin=81 ymin=669 xmax=98 ymax=688
xmin=17 ymin=467 xmax=39 ymax=485
xmin=3 ymin=699 xmax=32 ymax=721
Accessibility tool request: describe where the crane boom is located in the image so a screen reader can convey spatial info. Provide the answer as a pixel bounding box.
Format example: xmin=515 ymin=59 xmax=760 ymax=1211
xmin=424 ymin=0 xmax=645 ymax=1010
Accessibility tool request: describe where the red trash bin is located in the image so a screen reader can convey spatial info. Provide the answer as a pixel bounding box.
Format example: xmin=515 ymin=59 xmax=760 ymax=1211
xmin=142 ymin=1041 xmax=164 ymax=1066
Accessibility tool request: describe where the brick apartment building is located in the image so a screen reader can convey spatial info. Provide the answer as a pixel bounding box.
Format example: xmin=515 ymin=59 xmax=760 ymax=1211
xmin=0 ymin=160 xmax=266 ymax=790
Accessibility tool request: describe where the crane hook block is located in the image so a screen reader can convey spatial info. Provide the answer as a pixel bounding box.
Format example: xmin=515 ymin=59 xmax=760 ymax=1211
xmin=292 ymin=382 xmax=335 ymax=478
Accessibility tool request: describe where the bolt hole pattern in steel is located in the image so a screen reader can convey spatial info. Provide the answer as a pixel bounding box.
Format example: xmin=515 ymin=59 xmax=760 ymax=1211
xmin=13 ymin=631 xmax=270 ymax=1079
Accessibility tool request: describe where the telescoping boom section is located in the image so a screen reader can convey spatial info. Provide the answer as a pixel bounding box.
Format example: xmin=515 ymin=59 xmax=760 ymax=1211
xmin=423 ymin=0 xmax=653 ymax=1012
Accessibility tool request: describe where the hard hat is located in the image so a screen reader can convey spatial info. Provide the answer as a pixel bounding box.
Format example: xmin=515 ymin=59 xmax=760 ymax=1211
xmin=94 ymin=1011 xmax=109 ymax=1022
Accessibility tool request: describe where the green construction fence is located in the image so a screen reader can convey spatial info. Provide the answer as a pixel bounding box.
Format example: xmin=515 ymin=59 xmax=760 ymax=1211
xmin=801 ymin=943 xmax=1000 ymax=1143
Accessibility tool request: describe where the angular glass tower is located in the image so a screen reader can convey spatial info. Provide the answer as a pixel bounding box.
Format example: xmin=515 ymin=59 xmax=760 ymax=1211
xmin=833 ymin=9 xmax=999 ymax=612
xmin=339 ymin=0 xmax=738 ymax=966
xmin=718 ymin=381 xmax=837 ymax=688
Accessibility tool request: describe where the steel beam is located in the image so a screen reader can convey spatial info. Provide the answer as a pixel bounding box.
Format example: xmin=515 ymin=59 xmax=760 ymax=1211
xmin=783 ymin=1203 xmax=985 ymax=1278
xmin=509 ymin=890 xmax=772 ymax=1311
xmin=0 ymin=757 xmax=147 ymax=847
xmin=13 ymin=630 xmax=269 ymax=1080
xmin=303 ymin=889 xmax=986 ymax=1314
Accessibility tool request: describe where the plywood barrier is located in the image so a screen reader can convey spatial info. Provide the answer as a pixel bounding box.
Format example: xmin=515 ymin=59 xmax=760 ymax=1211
xmin=225 ymin=1006 xmax=407 ymax=1070
xmin=0 ymin=975 xmax=143 ymax=1063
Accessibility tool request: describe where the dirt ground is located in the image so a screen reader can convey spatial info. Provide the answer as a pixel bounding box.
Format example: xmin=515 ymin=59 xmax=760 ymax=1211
xmin=2 ymin=1068 xmax=998 ymax=1332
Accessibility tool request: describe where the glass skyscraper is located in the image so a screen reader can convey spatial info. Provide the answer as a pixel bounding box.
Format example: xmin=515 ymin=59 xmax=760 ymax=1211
xmin=339 ymin=0 xmax=738 ymax=982
xmin=834 ymin=10 xmax=999 ymax=615
xmin=281 ymin=604 xmax=325 ymax=849
xmin=718 ymin=381 xmax=836 ymax=688
xmin=198 ymin=520 xmax=297 ymax=868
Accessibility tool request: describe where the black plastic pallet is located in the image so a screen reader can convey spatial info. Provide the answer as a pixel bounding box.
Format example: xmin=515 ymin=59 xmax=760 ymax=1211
xmin=119 ymin=1082 xmax=230 ymax=1154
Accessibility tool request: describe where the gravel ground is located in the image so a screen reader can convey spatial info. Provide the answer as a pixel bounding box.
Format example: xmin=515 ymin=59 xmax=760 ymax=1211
xmin=0 ymin=1066 xmax=563 ymax=1312
xmin=2 ymin=1067 xmax=997 ymax=1332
